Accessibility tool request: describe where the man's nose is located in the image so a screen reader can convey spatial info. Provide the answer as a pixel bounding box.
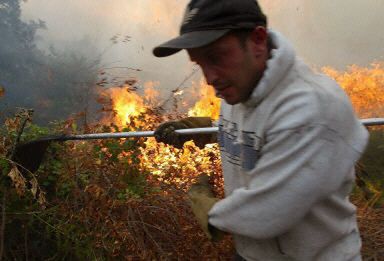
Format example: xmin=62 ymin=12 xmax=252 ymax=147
xmin=201 ymin=66 xmax=218 ymax=86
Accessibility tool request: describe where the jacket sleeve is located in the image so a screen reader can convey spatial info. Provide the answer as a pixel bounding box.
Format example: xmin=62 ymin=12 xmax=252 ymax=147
xmin=208 ymin=112 xmax=367 ymax=239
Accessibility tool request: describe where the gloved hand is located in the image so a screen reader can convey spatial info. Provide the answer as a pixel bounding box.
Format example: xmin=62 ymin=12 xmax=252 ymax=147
xmin=154 ymin=117 xmax=215 ymax=149
xmin=188 ymin=174 xmax=224 ymax=241
xmin=154 ymin=120 xmax=190 ymax=149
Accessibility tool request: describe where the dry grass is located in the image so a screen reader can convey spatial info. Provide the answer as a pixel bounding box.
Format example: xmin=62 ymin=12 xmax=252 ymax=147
xmin=355 ymin=200 xmax=384 ymax=261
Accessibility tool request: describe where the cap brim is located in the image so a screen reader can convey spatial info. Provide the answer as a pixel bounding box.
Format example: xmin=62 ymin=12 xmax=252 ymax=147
xmin=153 ymin=29 xmax=231 ymax=57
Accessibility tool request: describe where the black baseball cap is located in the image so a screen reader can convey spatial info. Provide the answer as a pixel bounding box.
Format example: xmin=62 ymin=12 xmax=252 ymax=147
xmin=153 ymin=0 xmax=267 ymax=57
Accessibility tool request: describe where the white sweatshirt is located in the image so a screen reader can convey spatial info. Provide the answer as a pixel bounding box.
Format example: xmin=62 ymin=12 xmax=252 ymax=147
xmin=208 ymin=31 xmax=369 ymax=261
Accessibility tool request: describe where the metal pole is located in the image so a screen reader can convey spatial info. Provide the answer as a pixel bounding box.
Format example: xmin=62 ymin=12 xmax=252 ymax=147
xmin=360 ymin=118 xmax=384 ymax=127
xmin=61 ymin=127 xmax=219 ymax=140
xmin=61 ymin=118 xmax=384 ymax=141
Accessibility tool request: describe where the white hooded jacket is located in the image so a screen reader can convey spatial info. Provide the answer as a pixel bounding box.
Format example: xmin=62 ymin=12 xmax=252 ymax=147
xmin=208 ymin=31 xmax=369 ymax=261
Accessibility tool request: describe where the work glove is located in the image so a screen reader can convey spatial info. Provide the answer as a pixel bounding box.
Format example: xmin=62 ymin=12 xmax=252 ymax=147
xmin=188 ymin=174 xmax=224 ymax=241
xmin=154 ymin=117 xmax=215 ymax=149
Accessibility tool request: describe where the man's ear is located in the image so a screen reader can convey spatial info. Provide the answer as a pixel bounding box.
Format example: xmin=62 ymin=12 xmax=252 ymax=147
xmin=248 ymin=26 xmax=268 ymax=56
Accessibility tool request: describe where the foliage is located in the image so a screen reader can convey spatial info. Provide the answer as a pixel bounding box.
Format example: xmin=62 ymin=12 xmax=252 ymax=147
xmin=0 ymin=111 xmax=233 ymax=259
xmin=0 ymin=0 xmax=101 ymax=125
xmin=0 ymin=108 xmax=382 ymax=259
xmin=323 ymin=63 xmax=384 ymax=119
xmin=361 ymin=130 xmax=384 ymax=187
xmin=0 ymin=0 xmax=45 ymax=116
xmin=355 ymin=129 xmax=384 ymax=207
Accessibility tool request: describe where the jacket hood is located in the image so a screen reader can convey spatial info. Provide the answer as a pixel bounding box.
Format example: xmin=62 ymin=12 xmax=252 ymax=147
xmin=243 ymin=30 xmax=296 ymax=108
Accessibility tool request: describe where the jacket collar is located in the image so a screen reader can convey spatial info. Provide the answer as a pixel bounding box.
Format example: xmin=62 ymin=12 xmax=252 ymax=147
xmin=243 ymin=30 xmax=296 ymax=108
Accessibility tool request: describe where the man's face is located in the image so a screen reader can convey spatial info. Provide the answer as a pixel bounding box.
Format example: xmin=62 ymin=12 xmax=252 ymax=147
xmin=188 ymin=28 xmax=268 ymax=105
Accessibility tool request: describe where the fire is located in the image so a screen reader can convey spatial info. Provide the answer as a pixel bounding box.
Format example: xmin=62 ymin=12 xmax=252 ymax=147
xmin=139 ymin=139 xmax=221 ymax=189
xmin=143 ymin=81 xmax=161 ymax=107
xmin=141 ymin=80 xmax=221 ymax=188
xmin=323 ymin=63 xmax=384 ymax=118
xmin=103 ymin=64 xmax=383 ymax=189
xmin=100 ymin=79 xmax=222 ymax=188
xmin=187 ymin=80 xmax=221 ymax=120
xmin=101 ymin=82 xmax=162 ymax=130
xmin=106 ymin=87 xmax=147 ymax=127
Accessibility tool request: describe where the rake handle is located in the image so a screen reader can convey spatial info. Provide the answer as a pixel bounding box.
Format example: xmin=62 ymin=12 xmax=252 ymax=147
xmin=58 ymin=118 xmax=384 ymax=141
xmin=59 ymin=127 xmax=219 ymax=141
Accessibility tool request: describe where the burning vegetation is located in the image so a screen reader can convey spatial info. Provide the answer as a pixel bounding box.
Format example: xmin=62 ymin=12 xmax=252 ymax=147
xmin=0 ymin=64 xmax=383 ymax=259
xmin=323 ymin=63 xmax=384 ymax=119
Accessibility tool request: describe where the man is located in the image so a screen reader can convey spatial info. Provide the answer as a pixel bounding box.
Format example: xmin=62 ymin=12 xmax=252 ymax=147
xmin=152 ymin=0 xmax=369 ymax=260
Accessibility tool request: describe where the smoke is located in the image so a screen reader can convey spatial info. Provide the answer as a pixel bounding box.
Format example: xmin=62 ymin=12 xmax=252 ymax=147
xmin=21 ymin=0 xmax=384 ymax=89
xmin=21 ymin=0 xmax=193 ymax=99
xmin=259 ymin=0 xmax=384 ymax=69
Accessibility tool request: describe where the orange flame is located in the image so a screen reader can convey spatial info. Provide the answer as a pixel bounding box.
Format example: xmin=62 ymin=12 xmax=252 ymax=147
xmin=108 ymin=87 xmax=147 ymax=127
xmin=323 ymin=63 xmax=384 ymax=118
xmin=187 ymin=80 xmax=221 ymax=120
xmin=102 ymin=82 xmax=162 ymax=129
xmin=143 ymin=81 xmax=161 ymax=107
